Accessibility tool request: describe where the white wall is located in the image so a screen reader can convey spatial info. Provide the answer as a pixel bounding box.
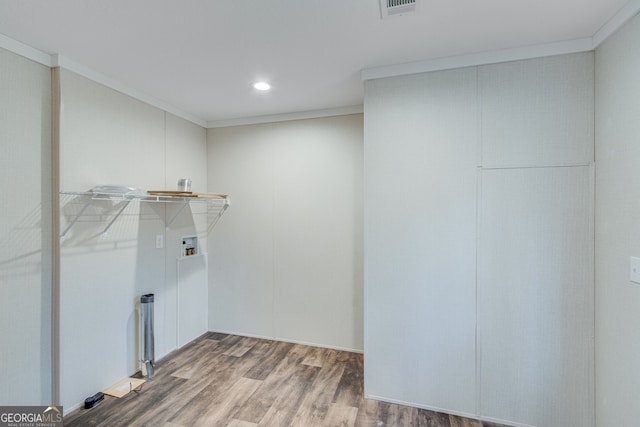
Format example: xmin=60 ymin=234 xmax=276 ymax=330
xmin=364 ymin=52 xmax=594 ymax=426
xmin=595 ymin=12 xmax=640 ymax=427
xmin=364 ymin=67 xmax=479 ymax=415
xmin=4 ymin=23 xmax=634 ymax=425
xmin=207 ymin=114 xmax=364 ymax=351
xmin=478 ymin=167 xmax=593 ymax=426
xmin=58 ymin=69 xmax=208 ymax=411
xmin=165 ymin=113 xmax=209 ymax=348
xmin=0 ymin=47 xmax=52 ymax=405
xmin=477 ymin=53 xmax=594 ymax=427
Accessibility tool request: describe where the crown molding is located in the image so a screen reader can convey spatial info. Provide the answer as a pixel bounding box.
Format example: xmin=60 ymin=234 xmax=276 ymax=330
xmin=3 ymin=0 xmax=640 ymax=126
xmin=361 ymin=37 xmax=594 ymax=81
xmin=207 ymin=105 xmax=364 ymax=128
xmin=592 ymin=0 xmax=640 ymax=47
xmin=0 ymin=35 xmax=207 ymax=126
xmin=51 ymin=54 xmax=207 ymax=127
xmin=362 ymin=0 xmax=640 ymax=82
xmin=0 ymin=32 xmax=51 ymax=66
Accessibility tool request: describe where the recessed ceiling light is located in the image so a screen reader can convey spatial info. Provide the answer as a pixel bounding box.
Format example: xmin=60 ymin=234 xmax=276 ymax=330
xmin=253 ymin=81 xmax=271 ymax=91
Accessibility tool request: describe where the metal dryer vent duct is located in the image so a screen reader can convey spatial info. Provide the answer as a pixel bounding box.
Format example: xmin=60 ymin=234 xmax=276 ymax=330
xmin=140 ymin=293 xmax=155 ymax=379
xmin=380 ymin=0 xmax=417 ymax=19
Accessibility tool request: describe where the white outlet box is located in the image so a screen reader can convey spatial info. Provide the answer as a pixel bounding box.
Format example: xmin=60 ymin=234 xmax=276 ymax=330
xmin=155 ymin=234 xmax=164 ymax=249
xmin=630 ymin=256 xmax=640 ymax=284
xmin=182 ymin=235 xmax=198 ymax=257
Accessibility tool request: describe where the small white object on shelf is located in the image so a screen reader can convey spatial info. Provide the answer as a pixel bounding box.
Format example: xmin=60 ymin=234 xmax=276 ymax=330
xmin=91 ymin=185 xmax=147 ymax=197
xmin=177 ymin=178 xmax=192 ymax=192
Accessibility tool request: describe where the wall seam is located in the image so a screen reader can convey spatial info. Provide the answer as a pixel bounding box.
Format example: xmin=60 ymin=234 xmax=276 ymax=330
xmin=50 ymin=66 xmax=61 ymax=406
xmin=590 ymin=47 xmax=598 ymax=427
xmin=475 ymin=64 xmax=482 ymax=418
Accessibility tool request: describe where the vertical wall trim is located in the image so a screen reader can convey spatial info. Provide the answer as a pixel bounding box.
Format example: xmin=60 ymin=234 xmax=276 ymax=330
xmin=50 ymin=67 xmax=61 ymax=405
xmin=474 ymin=167 xmax=482 ymax=418
xmin=474 ymin=65 xmax=482 ymax=418
xmin=163 ymin=112 xmax=168 ymax=189
xmin=589 ymin=162 xmax=597 ymax=427
xmin=590 ymin=50 xmax=597 ymax=426
xmin=270 ymin=123 xmax=276 ymax=339
xmin=476 ymin=66 xmax=483 ymax=168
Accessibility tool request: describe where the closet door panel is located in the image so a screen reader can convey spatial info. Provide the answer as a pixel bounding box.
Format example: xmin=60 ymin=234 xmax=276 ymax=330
xmin=478 ymin=166 xmax=594 ymax=427
xmin=479 ymin=52 xmax=594 ymax=168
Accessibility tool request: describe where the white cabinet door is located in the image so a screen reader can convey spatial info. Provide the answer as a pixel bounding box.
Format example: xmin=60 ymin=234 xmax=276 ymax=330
xmin=478 ymin=166 xmax=594 ymax=427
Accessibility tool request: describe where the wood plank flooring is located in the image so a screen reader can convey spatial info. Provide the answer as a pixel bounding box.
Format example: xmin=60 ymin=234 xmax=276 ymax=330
xmin=64 ymin=333 xmax=506 ymax=427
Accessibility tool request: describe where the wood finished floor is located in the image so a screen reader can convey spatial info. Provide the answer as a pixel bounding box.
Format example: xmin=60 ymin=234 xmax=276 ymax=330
xmin=64 ymin=333 xmax=507 ymax=427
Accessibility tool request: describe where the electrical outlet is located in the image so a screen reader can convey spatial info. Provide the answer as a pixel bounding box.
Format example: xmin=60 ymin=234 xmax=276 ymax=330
xmin=630 ymin=257 xmax=640 ymax=284
xmin=155 ymin=234 xmax=164 ymax=249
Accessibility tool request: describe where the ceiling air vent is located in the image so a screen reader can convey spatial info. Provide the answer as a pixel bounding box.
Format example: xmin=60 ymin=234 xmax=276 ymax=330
xmin=380 ymin=0 xmax=417 ymax=19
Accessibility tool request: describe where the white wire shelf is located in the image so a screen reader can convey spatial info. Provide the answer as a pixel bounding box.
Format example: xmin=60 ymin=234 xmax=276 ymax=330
xmin=60 ymin=190 xmax=229 ymax=239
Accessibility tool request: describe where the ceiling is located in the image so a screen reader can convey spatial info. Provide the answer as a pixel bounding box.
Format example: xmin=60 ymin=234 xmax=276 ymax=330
xmin=0 ymin=0 xmax=633 ymax=126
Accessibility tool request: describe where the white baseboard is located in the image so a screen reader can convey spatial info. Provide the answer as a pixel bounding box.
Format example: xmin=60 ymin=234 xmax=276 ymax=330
xmin=208 ymin=328 xmax=363 ymax=354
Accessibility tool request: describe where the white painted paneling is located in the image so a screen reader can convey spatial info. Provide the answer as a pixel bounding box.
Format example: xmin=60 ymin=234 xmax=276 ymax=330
xmin=165 ymin=113 xmax=208 ymax=351
xmin=0 ymin=47 xmax=52 ymax=404
xmin=59 ymin=202 xmax=166 ymax=412
xmin=60 ymin=241 xmax=153 ymax=409
xmin=207 ymin=124 xmax=275 ymax=338
xmin=133 ymin=204 xmax=170 ymax=360
xmin=364 ymin=52 xmax=595 ymax=425
xmin=272 ymin=116 xmax=363 ymax=350
xmin=478 ymin=167 xmax=593 ymax=427
xmin=58 ymin=70 xmax=165 ymax=411
xmin=595 ymin=12 xmax=640 ymax=427
xmin=364 ymin=69 xmax=478 ymax=415
xmin=177 ymin=255 xmax=208 ymax=347
xmin=59 ymin=69 xmax=165 ymax=191
xmin=58 ymin=69 xmax=202 ymax=411
xmin=165 ymin=113 xmax=207 ymax=193
xmin=480 ymin=53 xmax=594 ymax=168
xmin=207 ymin=115 xmax=364 ymax=351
